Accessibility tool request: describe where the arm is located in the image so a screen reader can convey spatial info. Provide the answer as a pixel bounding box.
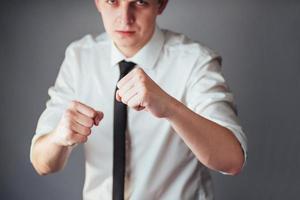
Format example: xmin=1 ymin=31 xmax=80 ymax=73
xmin=30 ymin=101 xmax=103 ymax=175
xmin=116 ymin=66 xmax=245 ymax=175
xmin=30 ymin=132 xmax=74 ymax=175
xmin=165 ymin=98 xmax=244 ymax=175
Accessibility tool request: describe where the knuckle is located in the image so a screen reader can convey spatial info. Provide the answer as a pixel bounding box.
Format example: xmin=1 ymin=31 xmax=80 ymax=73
xmin=76 ymin=135 xmax=85 ymax=143
xmin=81 ymin=136 xmax=88 ymax=143
xmin=82 ymin=127 xmax=90 ymax=135
xmin=89 ymin=107 xmax=95 ymax=115
xmin=65 ymin=120 xmax=73 ymax=130
xmin=136 ymin=67 xmax=143 ymax=74
xmin=118 ymin=90 xmax=123 ymax=97
xmin=64 ymin=132 xmax=73 ymax=142
xmin=86 ymin=128 xmax=92 ymax=136
xmin=69 ymin=100 xmax=77 ymax=109
xmin=140 ymin=86 xmax=147 ymax=96
xmin=122 ymin=99 xmax=128 ymax=105
xmin=64 ymin=109 xmax=74 ymax=119
xmin=70 ymin=132 xmax=78 ymax=141
xmin=122 ymin=95 xmax=129 ymax=103
xmin=89 ymin=110 xmax=96 ymax=118
xmin=137 ymin=74 xmax=146 ymax=83
xmin=64 ymin=109 xmax=71 ymax=116
xmin=121 ymin=95 xmax=127 ymax=102
xmin=87 ymin=119 xmax=94 ymax=128
xmin=127 ymin=101 xmax=134 ymax=108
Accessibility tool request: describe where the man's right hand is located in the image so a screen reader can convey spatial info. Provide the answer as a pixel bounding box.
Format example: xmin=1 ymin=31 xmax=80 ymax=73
xmin=50 ymin=100 xmax=104 ymax=147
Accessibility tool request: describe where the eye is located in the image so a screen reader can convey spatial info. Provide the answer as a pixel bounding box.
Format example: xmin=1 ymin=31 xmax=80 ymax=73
xmin=135 ymin=0 xmax=148 ymax=6
xmin=106 ymin=0 xmax=118 ymax=5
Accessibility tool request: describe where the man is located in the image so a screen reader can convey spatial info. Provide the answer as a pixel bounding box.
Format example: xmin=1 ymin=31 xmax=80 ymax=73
xmin=30 ymin=0 xmax=247 ymax=199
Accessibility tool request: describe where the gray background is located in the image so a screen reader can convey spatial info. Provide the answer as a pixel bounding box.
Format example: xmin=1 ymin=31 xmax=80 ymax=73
xmin=1 ymin=0 xmax=299 ymax=199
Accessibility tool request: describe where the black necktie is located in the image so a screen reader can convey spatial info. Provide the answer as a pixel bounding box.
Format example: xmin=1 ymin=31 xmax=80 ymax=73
xmin=113 ymin=60 xmax=136 ymax=200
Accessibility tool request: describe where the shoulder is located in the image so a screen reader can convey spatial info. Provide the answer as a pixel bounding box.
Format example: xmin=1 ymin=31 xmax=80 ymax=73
xmin=161 ymin=29 xmax=222 ymax=65
xmin=65 ymin=32 xmax=110 ymax=55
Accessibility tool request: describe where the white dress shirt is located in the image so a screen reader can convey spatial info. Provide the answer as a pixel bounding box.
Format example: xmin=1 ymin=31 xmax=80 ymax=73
xmin=31 ymin=26 xmax=247 ymax=200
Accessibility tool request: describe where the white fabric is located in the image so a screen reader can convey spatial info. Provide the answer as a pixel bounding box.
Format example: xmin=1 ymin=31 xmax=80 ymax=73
xmin=31 ymin=26 xmax=247 ymax=200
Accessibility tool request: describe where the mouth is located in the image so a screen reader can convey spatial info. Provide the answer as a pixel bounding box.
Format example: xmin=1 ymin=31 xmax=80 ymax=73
xmin=115 ymin=30 xmax=136 ymax=37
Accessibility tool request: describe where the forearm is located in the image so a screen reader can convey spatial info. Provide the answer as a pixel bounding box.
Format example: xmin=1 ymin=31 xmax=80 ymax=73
xmin=30 ymin=132 xmax=73 ymax=175
xmin=166 ymin=99 xmax=244 ymax=175
xmin=31 ymin=101 xmax=103 ymax=175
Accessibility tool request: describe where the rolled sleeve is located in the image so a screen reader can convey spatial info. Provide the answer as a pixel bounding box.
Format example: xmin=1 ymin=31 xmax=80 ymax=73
xmin=33 ymin=44 xmax=78 ymax=140
xmin=185 ymin=57 xmax=247 ymax=171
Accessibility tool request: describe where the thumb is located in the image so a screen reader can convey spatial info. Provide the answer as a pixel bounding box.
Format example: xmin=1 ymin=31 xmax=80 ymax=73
xmin=116 ymin=90 xmax=122 ymax=102
xmin=94 ymin=111 xmax=104 ymax=126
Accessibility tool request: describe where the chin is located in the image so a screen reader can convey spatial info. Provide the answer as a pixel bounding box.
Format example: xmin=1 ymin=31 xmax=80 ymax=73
xmin=114 ymin=39 xmax=140 ymax=48
xmin=119 ymin=43 xmax=139 ymax=50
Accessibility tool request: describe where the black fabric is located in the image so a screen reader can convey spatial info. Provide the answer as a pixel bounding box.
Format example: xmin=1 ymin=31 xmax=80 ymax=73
xmin=113 ymin=60 xmax=136 ymax=200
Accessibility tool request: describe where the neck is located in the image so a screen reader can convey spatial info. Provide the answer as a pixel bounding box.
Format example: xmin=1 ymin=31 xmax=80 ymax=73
xmin=117 ymin=45 xmax=140 ymax=58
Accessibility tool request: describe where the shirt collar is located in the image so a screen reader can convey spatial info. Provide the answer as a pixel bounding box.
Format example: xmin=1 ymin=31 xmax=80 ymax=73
xmin=110 ymin=25 xmax=165 ymax=70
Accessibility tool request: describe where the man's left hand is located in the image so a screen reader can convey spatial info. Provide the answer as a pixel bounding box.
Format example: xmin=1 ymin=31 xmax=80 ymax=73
xmin=116 ymin=67 xmax=174 ymax=118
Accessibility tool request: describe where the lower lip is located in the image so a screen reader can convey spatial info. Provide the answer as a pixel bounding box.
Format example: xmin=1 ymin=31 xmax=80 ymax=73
xmin=116 ymin=31 xmax=136 ymax=37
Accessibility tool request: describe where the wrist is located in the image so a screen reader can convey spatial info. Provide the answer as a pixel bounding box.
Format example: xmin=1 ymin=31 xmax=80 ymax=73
xmin=163 ymin=96 xmax=183 ymax=120
xmin=48 ymin=130 xmax=74 ymax=149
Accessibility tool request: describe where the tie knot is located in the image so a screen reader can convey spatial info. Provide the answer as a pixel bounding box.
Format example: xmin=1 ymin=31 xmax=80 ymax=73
xmin=118 ymin=60 xmax=136 ymax=78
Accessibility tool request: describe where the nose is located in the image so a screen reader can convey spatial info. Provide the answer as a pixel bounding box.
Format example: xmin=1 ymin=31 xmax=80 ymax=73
xmin=118 ymin=3 xmax=135 ymax=26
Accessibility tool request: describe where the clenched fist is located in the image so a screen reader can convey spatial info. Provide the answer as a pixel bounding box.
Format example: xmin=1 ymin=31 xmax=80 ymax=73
xmin=51 ymin=100 xmax=104 ymax=146
xmin=116 ymin=67 xmax=174 ymax=118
